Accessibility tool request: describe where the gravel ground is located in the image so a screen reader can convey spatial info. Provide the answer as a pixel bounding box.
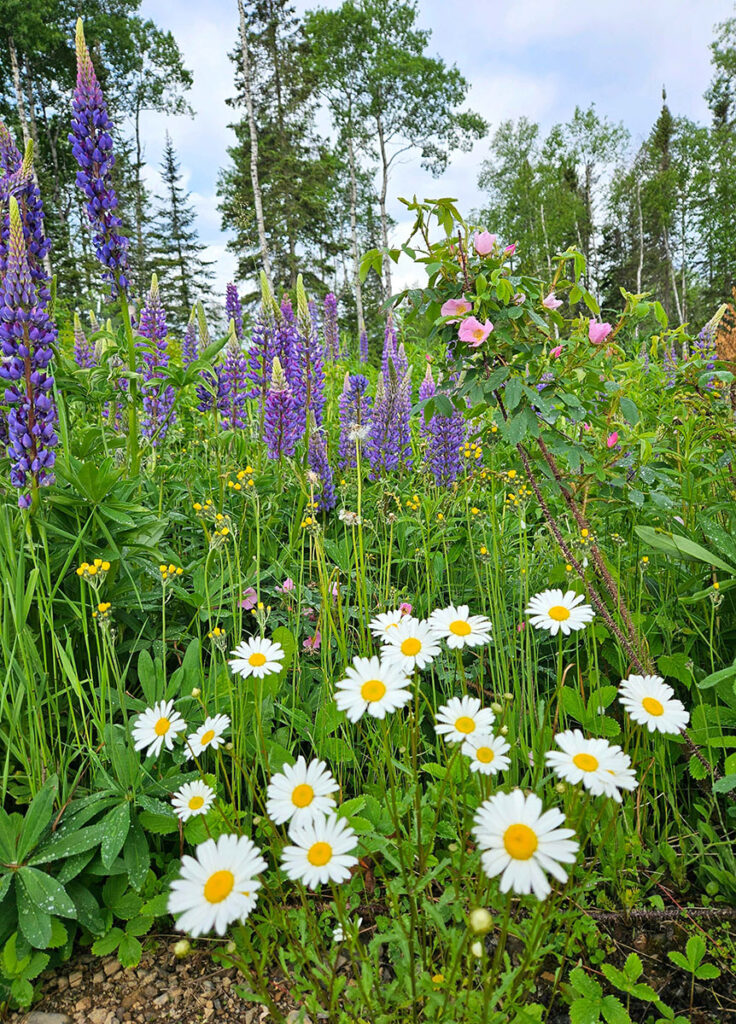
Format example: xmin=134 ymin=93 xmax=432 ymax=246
xmin=7 ymin=944 xmax=302 ymax=1024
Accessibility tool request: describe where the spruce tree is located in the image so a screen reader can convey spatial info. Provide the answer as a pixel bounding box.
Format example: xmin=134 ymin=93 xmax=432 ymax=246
xmin=151 ymin=133 xmax=213 ymax=332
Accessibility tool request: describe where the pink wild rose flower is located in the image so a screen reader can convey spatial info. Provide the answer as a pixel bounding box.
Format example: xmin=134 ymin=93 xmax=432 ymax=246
xmin=458 ymin=316 xmax=494 ymax=349
xmin=239 ymin=587 xmax=258 ymax=611
xmin=542 ymin=292 xmax=563 ymax=310
xmin=399 ymin=602 xmax=413 ymax=615
xmin=440 ymin=297 xmax=473 ymax=322
xmin=277 ymin=577 xmax=295 ymax=594
xmin=589 ymin=320 xmax=613 ymax=345
xmin=474 ymin=231 xmax=497 ymax=256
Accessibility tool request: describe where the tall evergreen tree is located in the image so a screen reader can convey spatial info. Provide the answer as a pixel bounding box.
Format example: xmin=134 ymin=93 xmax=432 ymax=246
xmin=151 ymin=133 xmax=213 ymax=332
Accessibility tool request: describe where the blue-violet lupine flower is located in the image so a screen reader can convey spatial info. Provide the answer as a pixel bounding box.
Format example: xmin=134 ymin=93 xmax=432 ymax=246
xmin=366 ymin=365 xmax=413 ymax=479
xmin=226 ymin=282 xmax=243 ymax=341
xmin=73 ymin=311 xmax=95 ymax=367
xmin=323 ymin=292 xmax=340 ymax=360
xmin=308 ymin=426 xmax=337 ymax=511
xmin=359 ymin=328 xmax=369 ymax=363
xmin=426 ymin=403 xmax=465 ymax=488
xmin=0 ymin=196 xmax=58 ymax=506
xmin=182 ymin=311 xmax=199 ymax=368
xmin=220 ymin=320 xmax=249 ymax=430
xmin=338 ymin=372 xmax=372 ymax=468
xmin=0 ymin=127 xmax=51 ymax=302
xmin=264 ymin=356 xmax=299 ymax=460
xmin=137 ymin=274 xmax=175 ymax=443
xmin=69 ymin=19 xmax=129 ymax=295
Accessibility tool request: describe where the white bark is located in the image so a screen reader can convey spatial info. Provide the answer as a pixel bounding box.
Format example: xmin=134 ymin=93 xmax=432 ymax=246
xmin=237 ymin=0 xmax=272 ymax=290
xmin=376 ymin=115 xmax=392 ymax=300
xmin=347 ymin=132 xmax=365 ymax=335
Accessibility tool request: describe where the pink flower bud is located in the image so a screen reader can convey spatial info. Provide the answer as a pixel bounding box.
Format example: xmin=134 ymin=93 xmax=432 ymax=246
xmin=606 ymin=432 xmax=619 ymax=448
xmin=550 ymin=345 xmax=563 ymax=358
xmin=504 ymin=242 xmax=517 ymax=255
xmin=474 ymin=231 xmax=496 ymax=256
xmin=589 ymin=320 xmax=613 ymax=345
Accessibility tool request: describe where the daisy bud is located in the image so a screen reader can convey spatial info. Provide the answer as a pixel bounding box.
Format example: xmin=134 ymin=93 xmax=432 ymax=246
xmin=491 ymin=702 xmax=503 ymax=714
xmin=174 ymin=939 xmax=191 ymax=958
xmin=469 ymin=908 xmax=492 ymax=934
xmin=555 ymin=782 xmax=566 ymax=794
xmin=226 ymin=941 xmax=237 ymax=954
xmin=191 ymin=687 xmax=201 ymax=698
xmin=504 ymin=693 xmax=514 ymax=702
xmin=471 ymin=941 xmax=484 ymax=958
xmin=500 ymin=725 xmax=509 ymax=735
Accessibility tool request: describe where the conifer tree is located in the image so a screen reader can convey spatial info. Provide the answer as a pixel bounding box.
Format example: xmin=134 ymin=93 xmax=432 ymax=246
xmin=151 ymin=133 xmax=213 ymax=332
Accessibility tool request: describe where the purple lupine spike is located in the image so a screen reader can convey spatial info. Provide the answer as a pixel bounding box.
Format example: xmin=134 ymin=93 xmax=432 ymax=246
xmin=220 ymin=322 xmax=249 ymax=429
xmin=0 ymin=197 xmax=58 ymax=507
xmin=359 ymin=329 xmax=369 ymax=363
xmin=426 ymin=403 xmax=465 ymax=487
xmin=196 ymin=365 xmax=228 ymax=415
xmin=73 ymin=311 xmax=95 ymax=367
xmin=663 ymin=343 xmax=677 ymax=387
xmin=338 ymin=372 xmax=372 ymax=468
xmin=137 ymin=275 xmax=175 ymax=442
xmin=225 ymin=283 xmax=243 ymax=341
xmin=323 ymin=292 xmax=340 ymax=360
xmin=294 ymin=278 xmax=326 ymax=430
xmin=69 ymin=19 xmax=129 ymax=295
xmin=281 ymin=297 xmax=295 ymax=323
xmin=264 ymin=356 xmax=299 ymax=459
xmin=366 ymin=363 xmax=413 ymax=479
xmin=418 ymin=363 xmax=435 ymax=440
xmin=393 ymin=341 xmax=409 ymax=380
xmin=182 ymin=313 xmax=199 ymax=368
xmin=382 ymin=316 xmax=397 ymax=378
xmin=695 ymin=323 xmax=717 ymax=370
xmin=308 ymin=426 xmax=337 ymax=511
xmin=0 ymin=128 xmax=51 ymax=303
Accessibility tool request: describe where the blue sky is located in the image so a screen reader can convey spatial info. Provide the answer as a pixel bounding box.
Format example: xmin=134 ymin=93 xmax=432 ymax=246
xmin=137 ymin=0 xmax=732 ymax=296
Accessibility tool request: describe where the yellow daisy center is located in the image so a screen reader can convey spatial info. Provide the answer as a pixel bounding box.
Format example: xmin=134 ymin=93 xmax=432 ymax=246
xmin=476 ymin=746 xmax=495 ymax=764
xmin=249 ymin=651 xmax=267 ymax=667
xmin=401 ymin=637 xmax=421 ymax=656
xmin=642 ymin=696 xmax=664 ymax=716
xmin=204 ymin=869 xmax=234 ymax=904
xmin=503 ymin=824 xmax=538 ymax=860
xmin=154 ymin=717 xmax=170 ymax=736
xmin=361 ymin=679 xmax=387 ymax=702
xmin=291 ymin=783 xmax=314 ymax=808
xmin=548 ymin=605 xmax=570 ymax=621
xmin=572 ymin=752 xmax=599 ymax=772
xmin=200 ymin=729 xmax=215 ymax=746
xmin=455 ymin=716 xmax=476 ymax=734
xmin=307 ymin=841 xmax=332 ymax=867
xmin=188 ymin=795 xmax=205 ymax=810
xmin=449 ymin=619 xmax=471 ymax=637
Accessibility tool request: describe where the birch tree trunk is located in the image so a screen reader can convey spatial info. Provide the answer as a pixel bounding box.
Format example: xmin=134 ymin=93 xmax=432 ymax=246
xmin=347 ymin=132 xmax=366 ymax=334
xmin=8 ymin=38 xmax=31 ymax=150
xmin=237 ymin=0 xmax=272 ymax=290
xmin=376 ymin=115 xmax=392 ymax=301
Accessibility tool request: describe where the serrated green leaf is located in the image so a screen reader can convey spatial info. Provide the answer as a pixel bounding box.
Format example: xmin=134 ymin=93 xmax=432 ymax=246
xmin=118 ymin=932 xmax=143 ymax=968
xmin=18 ymin=868 xmax=76 ymax=919
xmin=92 ymin=927 xmax=124 ymax=956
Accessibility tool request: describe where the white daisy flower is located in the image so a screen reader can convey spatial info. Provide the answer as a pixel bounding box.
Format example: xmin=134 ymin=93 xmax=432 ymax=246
xmin=132 ymin=699 xmax=186 ymax=758
xmin=525 ymin=589 xmax=595 ymax=636
xmin=461 ymin=733 xmax=511 ymax=775
xmin=473 ymin=789 xmax=579 ymax=900
xmin=368 ymin=610 xmax=411 ymax=640
xmin=185 ymin=714 xmax=231 ymax=758
xmin=545 ymin=730 xmax=638 ymax=801
xmin=429 ymin=605 xmax=492 ymax=649
xmin=229 ymin=636 xmax=285 ymax=679
xmin=435 ymin=695 xmax=495 ymax=744
xmin=172 ymin=780 xmax=216 ymax=821
xmin=281 ymin=812 xmax=358 ymax=890
xmin=618 ymin=674 xmax=689 ymax=734
xmin=168 ymin=833 xmax=267 ymax=937
xmin=266 ymin=756 xmax=339 ymax=826
xmin=381 ymin=618 xmax=441 ymax=673
xmin=335 ymin=655 xmax=412 ymax=722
